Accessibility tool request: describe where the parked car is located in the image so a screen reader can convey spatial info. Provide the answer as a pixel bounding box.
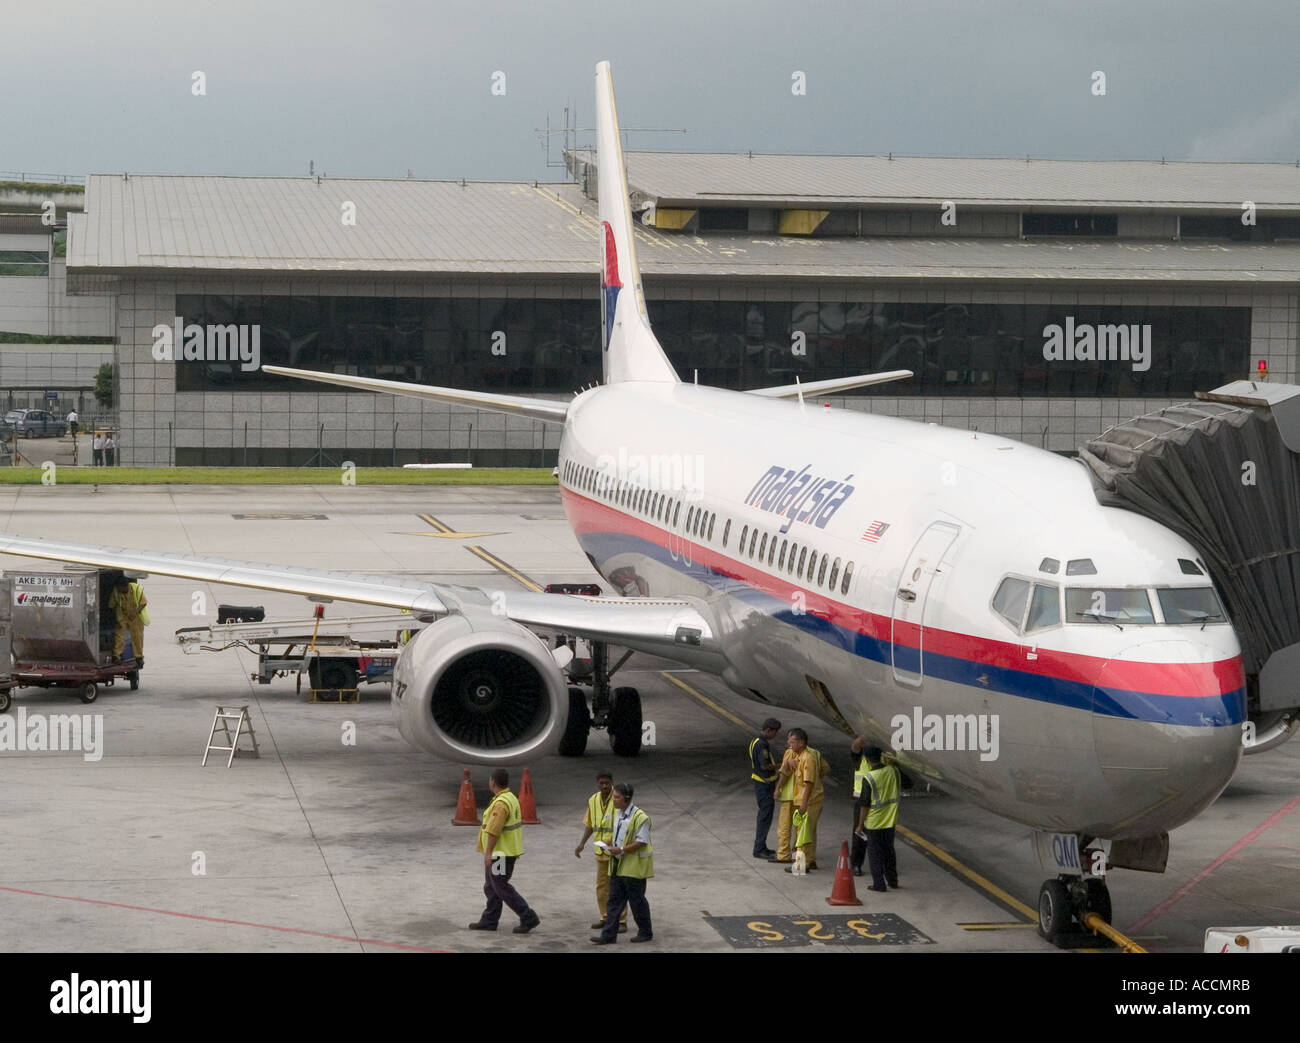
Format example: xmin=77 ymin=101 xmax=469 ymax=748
xmin=3 ymin=409 xmax=68 ymax=438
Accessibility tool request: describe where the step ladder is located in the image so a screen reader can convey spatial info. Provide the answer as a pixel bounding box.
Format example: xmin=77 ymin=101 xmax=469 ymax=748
xmin=202 ymin=705 xmax=261 ymax=767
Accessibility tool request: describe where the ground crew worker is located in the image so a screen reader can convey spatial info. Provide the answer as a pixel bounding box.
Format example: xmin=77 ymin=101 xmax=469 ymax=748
xmin=749 ymin=718 xmax=781 ymax=858
xmin=469 ymin=767 xmax=541 ymax=933
xmin=574 ymin=770 xmax=626 ymax=932
xmin=769 ymin=731 xmax=799 ymax=863
xmin=592 ymin=782 xmax=653 ymax=944
xmin=855 ymin=746 xmax=901 ymax=892
xmin=849 ymin=735 xmax=871 ymax=876
xmin=786 ymin=727 xmax=827 ymax=873
xmin=110 ymin=577 xmax=149 ymax=664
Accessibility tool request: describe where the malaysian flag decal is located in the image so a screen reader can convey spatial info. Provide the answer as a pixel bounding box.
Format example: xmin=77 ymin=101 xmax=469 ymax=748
xmin=861 ymin=520 xmax=890 ymax=543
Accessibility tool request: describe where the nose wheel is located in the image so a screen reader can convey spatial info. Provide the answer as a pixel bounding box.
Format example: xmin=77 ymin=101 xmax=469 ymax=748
xmin=1037 ymin=875 xmax=1114 ymax=948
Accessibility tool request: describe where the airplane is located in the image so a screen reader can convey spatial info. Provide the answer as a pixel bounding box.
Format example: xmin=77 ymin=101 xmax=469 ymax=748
xmin=0 ymin=61 xmax=1272 ymax=945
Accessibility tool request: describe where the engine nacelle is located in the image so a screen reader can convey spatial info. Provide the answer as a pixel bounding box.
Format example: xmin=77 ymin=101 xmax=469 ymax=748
xmin=391 ymin=614 xmax=566 ymax=764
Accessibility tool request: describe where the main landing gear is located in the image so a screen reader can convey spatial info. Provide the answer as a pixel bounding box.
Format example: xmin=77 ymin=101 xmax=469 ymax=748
xmin=554 ymin=635 xmax=642 ymax=758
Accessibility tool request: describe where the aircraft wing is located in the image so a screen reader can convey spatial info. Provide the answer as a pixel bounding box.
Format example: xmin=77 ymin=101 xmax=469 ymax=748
xmin=747 ymin=370 xmax=913 ymax=398
xmin=261 ymin=366 xmax=570 ymax=423
xmin=0 ymin=534 xmax=722 ymax=666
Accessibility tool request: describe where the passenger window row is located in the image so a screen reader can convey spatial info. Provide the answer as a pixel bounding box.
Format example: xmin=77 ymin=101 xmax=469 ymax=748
xmin=562 ymin=457 xmax=856 ymax=598
xmin=561 ymin=457 xmax=712 ymax=538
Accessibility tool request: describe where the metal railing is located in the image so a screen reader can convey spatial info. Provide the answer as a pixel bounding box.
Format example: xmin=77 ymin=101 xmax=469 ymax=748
xmin=0 ymin=172 xmax=86 ymax=186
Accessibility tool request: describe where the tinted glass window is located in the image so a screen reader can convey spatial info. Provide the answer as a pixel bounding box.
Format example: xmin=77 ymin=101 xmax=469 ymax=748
xmin=1025 ymin=584 xmax=1060 ymax=630
xmin=1065 ymin=588 xmax=1155 ymax=624
xmin=992 ymin=577 xmax=1031 ymax=629
xmin=1157 ymin=587 xmax=1227 ymax=624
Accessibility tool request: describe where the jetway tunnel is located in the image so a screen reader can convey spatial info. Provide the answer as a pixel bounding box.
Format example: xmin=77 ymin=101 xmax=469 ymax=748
xmin=1079 ymin=380 xmax=1300 ymax=753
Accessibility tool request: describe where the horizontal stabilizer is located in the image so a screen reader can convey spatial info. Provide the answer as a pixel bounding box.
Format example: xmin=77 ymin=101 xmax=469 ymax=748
xmin=747 ymin=370 xmax=913 ymax=398
xmin=261 ymin=366 xmax=569 ymax=423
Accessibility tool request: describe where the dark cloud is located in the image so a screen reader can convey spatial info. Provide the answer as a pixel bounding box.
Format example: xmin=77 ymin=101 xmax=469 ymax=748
xmin=4 ymin=0 xmax=1299 ymax=181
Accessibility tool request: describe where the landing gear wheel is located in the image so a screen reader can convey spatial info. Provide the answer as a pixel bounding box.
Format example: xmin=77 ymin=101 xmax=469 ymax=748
xmin=558 ymin=687 xmax=591 ymax=757
xmin=608 ymin=686 xmax=642 ymax=757
xmin=309 ymin=658 xmax=358 ymax=691
xmin=1080 ymin=876 xmax=1112 ymax=926
xmin=80 ymin=682 xmax=98 ymax=704
xmin=1037 ymin=878 xmax=1071 ymax=941
xmin=0 ymin=689 xmax=10 ymax=713
xmin=128 ymin=671 xmax=140 ymax=691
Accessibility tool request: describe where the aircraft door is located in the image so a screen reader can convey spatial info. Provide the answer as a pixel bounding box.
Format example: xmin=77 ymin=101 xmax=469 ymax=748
xmin=891 ymin=522 xmax=960 ymax=686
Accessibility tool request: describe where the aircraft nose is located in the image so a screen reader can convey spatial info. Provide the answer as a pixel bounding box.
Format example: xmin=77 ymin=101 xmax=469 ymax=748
xmin=1090 ymin=640 xmax=1244 ymax=835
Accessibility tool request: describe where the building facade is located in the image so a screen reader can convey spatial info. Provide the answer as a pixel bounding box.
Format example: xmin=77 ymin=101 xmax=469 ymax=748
xmin=60 ymin=154 xmax=1300 ymax=465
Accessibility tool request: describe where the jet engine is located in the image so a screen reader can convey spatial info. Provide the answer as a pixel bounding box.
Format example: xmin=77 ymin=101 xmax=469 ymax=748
xmin=391 ymin=614 xmax=566 ymax=764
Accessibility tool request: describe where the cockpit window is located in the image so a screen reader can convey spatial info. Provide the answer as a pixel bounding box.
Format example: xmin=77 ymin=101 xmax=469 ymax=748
xmin=1065 ymin=558 xmax=1097 ymax=576
xmin=1025 ymin=584 xmax=1061 ymax=631
xmin=1157 ymin=587 xmax=1227 ymax=625
xmin=1177 ymin=558 xmax=1204 ymax=576
xmin=992 ymin=577 xmax=1030 ymax=630
xmin=1065 ymin=587 xmax=1155 ymax=625
xmin=1039 ymin=557 xmax=1059 ymax=575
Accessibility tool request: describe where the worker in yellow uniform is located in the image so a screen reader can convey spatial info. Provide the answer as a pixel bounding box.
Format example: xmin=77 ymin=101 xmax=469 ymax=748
xmin=786 ymin=727 xmax=827 ymax=873
xmin=110 ymin=577 xmax=149 ymax=665
xmin=592 ymin=782 xmax=653 ymax=944
xmin=468 ymin=767 xmax=541 ymax=933
xmin=574 ymin=770 xmax=626 ymax=932
xmin=769 ymin=732 xmax=799 ymax=863
xmin=855 ymin=746 xmax=901 ymax=893
xmin=849 ymin=735 xmax=872 ymax=877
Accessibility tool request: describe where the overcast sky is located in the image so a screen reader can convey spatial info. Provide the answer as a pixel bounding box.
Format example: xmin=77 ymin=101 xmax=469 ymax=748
xmin=6 ymin=0 xmax=1300 ymax=183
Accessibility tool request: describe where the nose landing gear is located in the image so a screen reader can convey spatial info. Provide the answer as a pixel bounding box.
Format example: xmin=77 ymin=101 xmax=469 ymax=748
xmin=1037 ymin=874 xmax=1115 ymax=948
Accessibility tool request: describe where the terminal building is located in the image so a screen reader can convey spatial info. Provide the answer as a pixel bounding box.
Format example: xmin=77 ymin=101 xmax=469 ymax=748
xmin=46 ymin=153 xmax=1300 ymax=465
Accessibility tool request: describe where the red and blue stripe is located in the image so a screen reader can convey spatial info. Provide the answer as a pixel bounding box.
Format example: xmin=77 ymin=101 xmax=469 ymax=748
xmin=560 ymin=486 xmax=1247 ymax=728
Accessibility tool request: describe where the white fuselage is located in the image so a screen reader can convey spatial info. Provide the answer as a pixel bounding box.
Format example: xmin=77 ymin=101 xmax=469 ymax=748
xmin=556 ymin=382 xmax=1245 ymax=839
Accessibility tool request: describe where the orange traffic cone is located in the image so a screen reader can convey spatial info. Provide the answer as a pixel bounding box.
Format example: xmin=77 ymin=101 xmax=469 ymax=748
xmin=826 ymin=841 xmax=863 ymax=906
xmin=518 ymin=768 xmax=541 ymax=824
xmin=452 ymin=769 xmax=479 ymax=825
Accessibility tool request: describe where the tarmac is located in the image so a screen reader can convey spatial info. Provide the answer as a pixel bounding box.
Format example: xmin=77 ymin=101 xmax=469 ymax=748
xmin=0 ymin=482 xmax=1296 ymax=954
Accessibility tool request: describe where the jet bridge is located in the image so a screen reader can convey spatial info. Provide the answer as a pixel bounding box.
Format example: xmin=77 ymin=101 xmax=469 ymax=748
xmin=1079 ymin=380 xmax=1300 ymax=752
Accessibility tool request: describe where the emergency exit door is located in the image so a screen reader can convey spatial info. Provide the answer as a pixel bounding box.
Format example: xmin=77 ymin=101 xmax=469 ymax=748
xmin=891 ymin=522 xmax=960 ymax=686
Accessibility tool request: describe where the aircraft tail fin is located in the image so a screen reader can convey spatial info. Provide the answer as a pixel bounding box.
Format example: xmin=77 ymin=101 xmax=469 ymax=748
xmin=595 ymin=61 xmax=678 ymax=385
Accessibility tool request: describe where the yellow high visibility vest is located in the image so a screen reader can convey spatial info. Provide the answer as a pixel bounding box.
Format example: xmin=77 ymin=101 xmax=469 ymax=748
xmin=612 ymin=807 xmax=653 ymax=879
xmin=777 ymin=750 xmax=797 ymax=801
xmin=864 ymin=765 xmax=900 ymax=830
xmin=748 ymin=737 xmax=776 ymax=783
xmin=111 ymin=583 xmax=150 ymax=626
xmin=852 ymin=753 xmax=870 ymax=798
xmin=479 ymin=790 xmax=524 ymax=857
xmin=587 ymin=791 xmax=616 ymax=860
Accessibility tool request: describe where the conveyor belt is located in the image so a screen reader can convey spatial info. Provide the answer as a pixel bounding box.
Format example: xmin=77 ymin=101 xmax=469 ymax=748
xmin=1079 ymin=382 xmax=1300 ymax=718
